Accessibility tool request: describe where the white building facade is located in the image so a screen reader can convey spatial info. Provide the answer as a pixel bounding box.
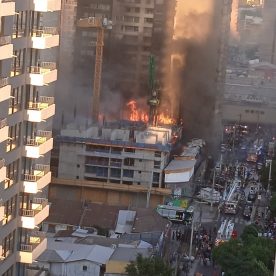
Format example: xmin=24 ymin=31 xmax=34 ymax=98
xmin=0 ymin=0 xmax=60 ymax=275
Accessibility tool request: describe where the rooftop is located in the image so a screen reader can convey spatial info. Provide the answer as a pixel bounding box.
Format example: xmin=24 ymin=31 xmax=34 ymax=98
xmin=38 ymin=238 xmax=115 ymax=264
xmin=47 ymin=199 xmax=169 ymax=234
xmin=57 ymin=121 xmax=183 ymax=152
xmin=165 ymin=159 xmax=196 ymax=174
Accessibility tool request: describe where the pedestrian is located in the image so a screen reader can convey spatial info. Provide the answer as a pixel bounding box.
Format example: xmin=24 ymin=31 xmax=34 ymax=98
xmin=172 ymin=230 xmax=175 ymax=240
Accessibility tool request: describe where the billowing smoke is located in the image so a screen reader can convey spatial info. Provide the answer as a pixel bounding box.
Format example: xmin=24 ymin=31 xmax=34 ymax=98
xmin=165 ymin=0 xmax=223 ymax=148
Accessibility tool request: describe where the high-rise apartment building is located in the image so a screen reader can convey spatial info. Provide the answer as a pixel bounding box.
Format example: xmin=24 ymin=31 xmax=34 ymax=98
xmin=55 ymin=0 xmax=176 ymax=127
xmin=111 ymin=0 xmax=175 ymax=94
xmin=0 ymin=0 xmax=60 ymax=275
xmin=259 ymin=0 xmax=276 ymax=64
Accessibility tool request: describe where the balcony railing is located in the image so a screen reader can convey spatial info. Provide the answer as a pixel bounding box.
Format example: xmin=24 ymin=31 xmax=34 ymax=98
xmin=13 ymin=27 xmax=25 ymax=38
xmin=24 ymin=164 xmax=50 ymax=182
xmin=0 ymin=77 xmax=9 ymax=88
xmin=21 ymin=198 xmax=48 ymax=217
xmin=27 ymin=96 xmax=54 ymax=111
xmin=29 ymin=62 xmax=56 ymax=74
xmin=0 ymin=36 xmax=11 ymax=46
xmin=32 ymin=27 xmax=58 ymax=37
xmin=26 ymin=130 xmax=52 ymax=146
xmin=0 ymin=159 xmax=5 ymax=169
xmin=20 ymin=231 xmax=46 ymax=252
xmin=0 ymin=118 xmax=7 ymax=129
xmin=2 ymin=0 xmax=15 ymax=3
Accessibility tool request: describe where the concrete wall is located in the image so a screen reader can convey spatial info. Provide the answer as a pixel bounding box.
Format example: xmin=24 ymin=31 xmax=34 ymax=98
xmin=49 ymin=260 xmax=100 ymax=276
xmin=49 ymin=184 xmax=164 ymax=208
xmin=222 ymin=102 xmax=276 ymax=125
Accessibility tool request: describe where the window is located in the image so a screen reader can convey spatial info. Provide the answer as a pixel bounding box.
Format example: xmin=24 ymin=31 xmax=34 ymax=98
xmin=145 ymin=8 xmax=153 ymax=14
xmin=154 ymin=160 xmax=161 ymax=169
xmin=144 ymin=18 xmax=153 ymax=23
xmin=6 ymin=123 xmax=21 ymax=152
xmin=123 ymin=170 xmax=134 ymax=178
xmin=110 ymin=168 xmax=121 ymax=178
xmin=153 ymin=172 xmax=160 ymax=183
xmin=13 ymin=11 xmax=27 ymax=38
xmin=3 ymin=196 xmax=17 ymax=225
xmin=9 ymin=86 xmax=23 ymax=114
xmin=11 ymin=49 xmax=25 ymax=76
xmin=124 ymin=158 xmax=134 ymax=166
xmin=143 ymin=27 xmax=152 ymax=34
xmin=5 ymin=159 xmax=19 ymax=188
xmin=124 ymin=25 xmax=139 ymax=32
xmin=2 ymin=231 xmax=15 ymax=260
xmin=154 ymin=151 xmax=161 ymax=158
xmin=83 ymin=265 xmax=87 ymax=271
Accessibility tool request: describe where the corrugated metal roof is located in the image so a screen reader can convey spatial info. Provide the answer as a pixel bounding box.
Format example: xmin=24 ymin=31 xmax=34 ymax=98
xmin=165 ymin=159 xmax=196 ymax=173
xmin=38 ymin=238 xmax=115 ymax=264
xmin=115 ymin=210 xmax=136 ymax=234
xmin=109 ymin=247 xmax=150 ymax=261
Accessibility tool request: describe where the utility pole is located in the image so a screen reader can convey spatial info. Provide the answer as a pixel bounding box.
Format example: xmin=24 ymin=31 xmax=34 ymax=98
xmin=273 ymin=251 xmax=276 ymax=276
xmin=211 ymin=169 xmax=215 ymax=210
xmin=188 ymin=214 xmax=195 ymax=269
xmin=267 ymin=159 xmax=272 ymax=196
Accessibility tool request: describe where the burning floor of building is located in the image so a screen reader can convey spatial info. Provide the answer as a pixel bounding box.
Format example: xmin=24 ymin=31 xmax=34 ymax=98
xmin=50 ymin=119 xmax=183 ymax=207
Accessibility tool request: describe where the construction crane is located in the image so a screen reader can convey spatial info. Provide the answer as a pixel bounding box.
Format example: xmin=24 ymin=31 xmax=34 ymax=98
xmin=147 ymin=55 xmax=160 ymax=126
xmin=77 ymin=17 xmax=112 ymax=123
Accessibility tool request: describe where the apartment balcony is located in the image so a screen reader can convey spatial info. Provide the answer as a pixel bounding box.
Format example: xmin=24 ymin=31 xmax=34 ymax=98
xmin=0 ymin=159 xmax=6 ymax=183
xmin=0 ymin=205 xmax=4 ymax=222
xmin=31 ymin=0 xmax=61 ymax=12
xmin=0 ymin=77 xmax=11 ymax=102
xmin=24 ymin=96 xmax=55 ymax=122
xmin=0 ymin=0 xmax=15 ymax=17
xmin=0 ymin=36 xmax=13 ymax=60
xmin=23 ymin=131 xmax=53 ymax=158
xmin=17 ymin=231 xmax=47 ymax=264
xmin=0 ymin=118 xmax=8 ymax=144
xmin=23 ymin=164 xmax=51 ymax=194
xmin=20 ymin=198 xmax=49 ymax=229
xmin=26 ymin=62 xmax=57 ymax=86
xmin=30 ymin=27 xmax=59 ymax=49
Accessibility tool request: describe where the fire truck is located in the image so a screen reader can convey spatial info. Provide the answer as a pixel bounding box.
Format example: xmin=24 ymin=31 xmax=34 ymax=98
xmin=215 ymin=219 xmax=235 ymax=246
xmin=222 ymin=179 xmax=241 ymax=215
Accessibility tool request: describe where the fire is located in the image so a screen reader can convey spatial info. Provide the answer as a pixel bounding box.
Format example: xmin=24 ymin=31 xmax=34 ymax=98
xmin=158 ymin=112 xmax=175 ymax=125
xmin=127 ymin=100 xmax=149 ymax=122
xmin=126 ymin=100 xmax=175 ymax=125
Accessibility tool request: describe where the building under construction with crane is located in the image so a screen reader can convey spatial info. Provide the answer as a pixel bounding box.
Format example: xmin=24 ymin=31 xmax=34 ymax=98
xmin=50 ymin=20 xmax=182 ymax=206
xmin=50 ymin=0 xmax=233 ymax=207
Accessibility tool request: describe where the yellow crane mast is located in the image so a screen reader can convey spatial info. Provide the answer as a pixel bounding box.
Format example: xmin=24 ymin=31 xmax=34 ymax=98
xmin=77 ymin=17 xmax=112 ymax=123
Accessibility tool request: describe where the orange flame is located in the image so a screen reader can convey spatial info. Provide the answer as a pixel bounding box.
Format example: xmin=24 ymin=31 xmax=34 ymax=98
xmin=126 ymin=100 xmax=175 ymax=125
xmin=126 ymin=100 xmax=149 ymax=122
xmin=158 ymin=112 xmax=176 ymax=125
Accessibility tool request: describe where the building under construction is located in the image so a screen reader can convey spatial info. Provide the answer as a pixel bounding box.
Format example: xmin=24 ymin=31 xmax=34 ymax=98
xmin=50 ymin=121 xmax=182 ymax=207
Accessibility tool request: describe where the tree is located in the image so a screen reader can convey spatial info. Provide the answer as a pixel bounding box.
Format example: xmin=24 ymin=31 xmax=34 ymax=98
xmin=213 ymin=226 xmax=276 ymax=276
xmin=240 ymin=224 xmax=259 ymax=242
xmin=125 ymin=254 xmax=173 ymax=276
